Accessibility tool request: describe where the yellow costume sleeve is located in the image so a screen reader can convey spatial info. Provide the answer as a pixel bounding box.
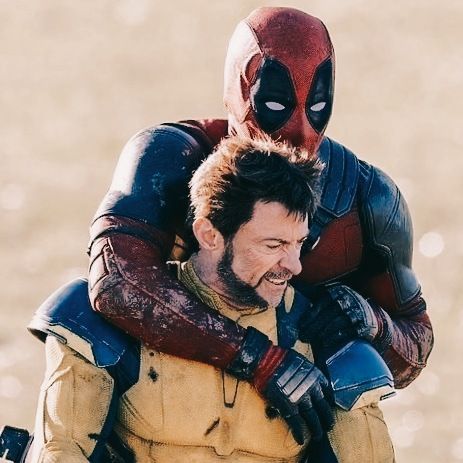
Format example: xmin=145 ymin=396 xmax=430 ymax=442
xmin=328 ymin=405 xmax=395 ymax=462
xmin=29 ymin=336 xmax=115 ymax=463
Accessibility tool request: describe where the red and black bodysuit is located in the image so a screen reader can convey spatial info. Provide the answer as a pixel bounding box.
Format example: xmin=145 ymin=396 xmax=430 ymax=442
xmin=88 ymin=7 xmax=432 ymax=405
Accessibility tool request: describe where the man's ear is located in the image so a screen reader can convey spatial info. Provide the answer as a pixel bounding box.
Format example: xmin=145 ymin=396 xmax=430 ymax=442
xmin=192 ymin=217 xmax=224 ymax=250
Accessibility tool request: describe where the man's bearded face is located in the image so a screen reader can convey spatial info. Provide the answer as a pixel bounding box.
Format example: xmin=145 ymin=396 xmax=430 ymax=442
xmin=216 ymin=201 xmax=308 ymax=309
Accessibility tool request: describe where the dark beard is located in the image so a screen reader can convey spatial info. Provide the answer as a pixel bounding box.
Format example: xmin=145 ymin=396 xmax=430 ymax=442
xmin=217 ymin=240 xmax=268 ymax=309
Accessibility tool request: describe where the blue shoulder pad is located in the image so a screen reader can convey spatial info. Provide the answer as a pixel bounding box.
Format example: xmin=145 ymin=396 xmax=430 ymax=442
xmin=326 ymin=340 xmax=395 ymax=410
xmin=28 ymin=278 xmax=139 ymax=370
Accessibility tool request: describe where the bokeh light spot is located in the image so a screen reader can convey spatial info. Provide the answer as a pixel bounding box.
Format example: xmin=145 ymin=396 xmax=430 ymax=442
xmin=418 ymin=231 xmax=444 ymax=258
xmin=416 ymin=371 xmax=440 ymax=396
xmin=401 ymin=409 xmax=424 ymax=432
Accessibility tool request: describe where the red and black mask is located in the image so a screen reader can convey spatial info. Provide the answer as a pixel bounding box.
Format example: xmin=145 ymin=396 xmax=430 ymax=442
xmin=224 ymin=7 xmax=335 ymax=154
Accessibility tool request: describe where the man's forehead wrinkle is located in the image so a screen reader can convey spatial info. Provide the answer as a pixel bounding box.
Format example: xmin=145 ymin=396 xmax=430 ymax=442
xmin=253 ymin=225 xmax=308 ymax=243
xmin=261 ymin=237 xmax=304 ymax=244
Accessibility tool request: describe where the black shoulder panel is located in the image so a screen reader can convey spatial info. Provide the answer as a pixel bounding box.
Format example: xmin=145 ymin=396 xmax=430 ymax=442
xmin=358 ymin=164 xmax=421 ymax=304
xmin=306 ymin=137 xmax=359 ymax=247
xmin=93 ymin=124 xmax=208 ymax=231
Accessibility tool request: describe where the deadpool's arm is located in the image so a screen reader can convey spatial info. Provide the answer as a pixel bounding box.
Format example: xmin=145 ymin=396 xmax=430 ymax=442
xmin=88 ymin=120 xmax=246 ymax=367
xmin=357 ymin=165 xmax=434 ymax=388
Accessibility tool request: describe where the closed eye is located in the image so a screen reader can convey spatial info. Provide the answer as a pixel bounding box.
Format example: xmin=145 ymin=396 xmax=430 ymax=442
xmin=309 ymin=101 xmax=326 ymax=112
xmin=265 ymin=101 xmax=286 ymax=111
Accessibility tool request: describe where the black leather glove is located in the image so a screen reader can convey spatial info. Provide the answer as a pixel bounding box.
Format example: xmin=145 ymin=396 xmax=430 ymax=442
xmin=299 ymin=286 xmax=357 ymax=348
xmin=299 ymin=284 xmax=393 ymax=353
xmin=227 ymin=327 xmax=334 ymax=444
xmin=262 ymin=350 xmax=334 ymax=444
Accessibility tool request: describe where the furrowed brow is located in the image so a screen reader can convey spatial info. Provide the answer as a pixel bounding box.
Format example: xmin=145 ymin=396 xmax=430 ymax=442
xmin=262 ymin=238 xmax=288 ymax=244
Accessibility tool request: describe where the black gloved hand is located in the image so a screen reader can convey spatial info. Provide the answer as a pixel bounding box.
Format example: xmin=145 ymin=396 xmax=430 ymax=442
xmin=299 ymin=284 xmax=392 ymax=351
xmin=226 ymin=327 xmax=334 ymax=445
xmin=261 ymin=350 xmax=334 ymax=444
xmin=299 ymin=286 xmax=357 ymax=348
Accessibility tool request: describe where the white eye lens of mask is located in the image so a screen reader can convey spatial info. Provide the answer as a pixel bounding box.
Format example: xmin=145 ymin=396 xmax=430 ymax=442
xmin=310 ymin=102 xmax=326 ymax=112
xmin=265 ymin=101 xmax=285 ymax=111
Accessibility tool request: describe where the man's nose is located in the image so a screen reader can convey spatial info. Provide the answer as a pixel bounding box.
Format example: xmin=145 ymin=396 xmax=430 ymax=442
xmin=280 ymin=246 xmax=303 ymax=276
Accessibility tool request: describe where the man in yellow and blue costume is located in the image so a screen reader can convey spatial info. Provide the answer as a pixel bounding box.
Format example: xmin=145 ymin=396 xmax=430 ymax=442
xmin=28 ymin=136 xmax=395 ymax=462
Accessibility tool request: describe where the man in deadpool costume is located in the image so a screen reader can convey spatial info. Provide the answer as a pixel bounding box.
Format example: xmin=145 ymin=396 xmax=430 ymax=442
xmin=88 ymin=6 xmax=433 ymax=449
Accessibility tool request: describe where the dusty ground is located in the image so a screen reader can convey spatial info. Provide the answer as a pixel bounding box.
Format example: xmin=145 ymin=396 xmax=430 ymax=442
xmin=0 ymin=0 xmax=462 ymax=461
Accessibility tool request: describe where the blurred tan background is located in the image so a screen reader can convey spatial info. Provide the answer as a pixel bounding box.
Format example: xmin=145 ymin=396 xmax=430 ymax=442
xmin=0 ymin=0 xmax=462 ymax=461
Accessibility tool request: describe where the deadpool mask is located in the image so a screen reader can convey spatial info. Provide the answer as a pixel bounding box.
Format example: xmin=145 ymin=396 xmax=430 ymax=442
xmin=224 ymin=7 xmax=335 ymax=155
